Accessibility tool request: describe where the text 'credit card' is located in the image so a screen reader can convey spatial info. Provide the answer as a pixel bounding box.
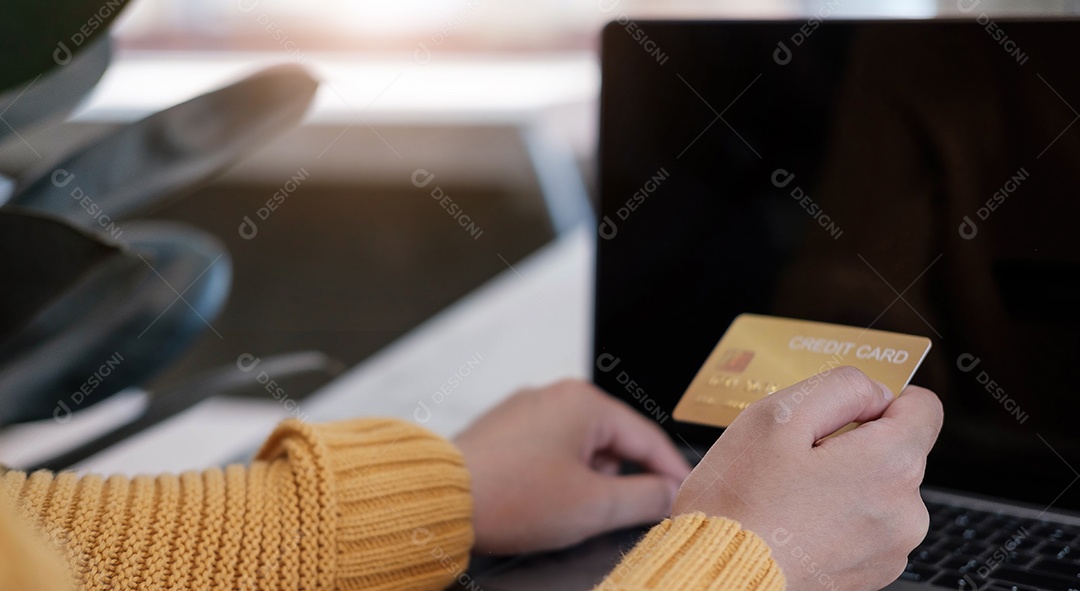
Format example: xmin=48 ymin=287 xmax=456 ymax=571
xmin=672 ymin=314 xmax=932 ymax=428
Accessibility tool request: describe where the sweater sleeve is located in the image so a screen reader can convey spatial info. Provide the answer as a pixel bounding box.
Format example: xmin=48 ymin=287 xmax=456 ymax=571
xmin=1 ymin=418 xmax=473 ymax=591
xmin=0 ymin=487 xmax=74 ymax=591
xmin=594 ymin=513 xmax=787 ymax=591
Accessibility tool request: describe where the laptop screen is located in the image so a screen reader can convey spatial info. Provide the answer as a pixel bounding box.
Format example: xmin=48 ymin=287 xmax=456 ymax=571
xmin=594 ymin=19 xmax=1080 ymax=513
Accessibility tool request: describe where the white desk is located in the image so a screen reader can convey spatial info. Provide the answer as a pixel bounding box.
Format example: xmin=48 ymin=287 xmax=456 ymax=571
xmin=302 ymin=225 xmax=593 ymax=436
xmin=0 ymin=227 xmax=592 ymax=475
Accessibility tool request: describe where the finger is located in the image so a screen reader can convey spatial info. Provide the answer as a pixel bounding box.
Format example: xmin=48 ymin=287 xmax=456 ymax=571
xmin=592 ymin=392 xmax=692 ymax=482
xmin=875 ymin=385 xmax=944 ymax=455
xmin=589 ymin=473 xmax=677 ymax=532
xmin=764 ymin=366 xmax=893 ymax=445
xmin=591 ymin=451 xmax=621 ymax=476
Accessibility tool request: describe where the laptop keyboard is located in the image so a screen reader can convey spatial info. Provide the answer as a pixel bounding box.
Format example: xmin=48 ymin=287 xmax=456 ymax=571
xmin=903 ymin=500 xmax=1080 ymax=590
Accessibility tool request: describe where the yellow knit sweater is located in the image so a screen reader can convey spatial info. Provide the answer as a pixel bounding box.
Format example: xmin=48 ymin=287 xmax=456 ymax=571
xmin=0 ymin=418 xmax=784 ymax=591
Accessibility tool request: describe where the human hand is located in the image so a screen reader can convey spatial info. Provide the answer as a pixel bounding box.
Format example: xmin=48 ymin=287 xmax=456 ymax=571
xmin=672 ymin=366 xmax=943 ymax=591
xmin=454 ymin=379 xmax=692 ymax=555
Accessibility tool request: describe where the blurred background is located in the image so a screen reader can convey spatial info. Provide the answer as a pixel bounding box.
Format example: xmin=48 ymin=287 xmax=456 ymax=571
xmin=45 ymin=0 xmax=1069 ymax=387
xmin=1 ymin=0 xmax=1076 ymax=471
xmin=108 ymin=0 xmax=1080 ymax=51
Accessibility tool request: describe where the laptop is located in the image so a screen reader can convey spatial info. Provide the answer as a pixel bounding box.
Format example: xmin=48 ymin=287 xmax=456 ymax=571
xmin=474 ymin=18 xmax=1080 ymax=591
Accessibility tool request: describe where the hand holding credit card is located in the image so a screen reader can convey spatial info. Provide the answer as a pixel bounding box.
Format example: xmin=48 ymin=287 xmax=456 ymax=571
xmin=672 ymin=314 xmax=931 ymax=428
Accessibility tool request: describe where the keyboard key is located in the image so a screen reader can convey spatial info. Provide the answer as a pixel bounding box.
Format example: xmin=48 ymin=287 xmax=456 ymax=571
xmin=989 ymin=566 xmax=1080 ymax=590
xmin=901 ymin=562 xmax=938 ymax=583
xmin=1030 ymin=559 xmax=1080 ymax=581
xmin=955 ymin=513 xmax=976 ymax=528
xmin=1013 ymin=537 xmax=1041 ymax=552
xmin=944 ymin=538 xmax=992 ymax=558
xmin=912 ymin=546 xmax=946 ymax=564
xmin=1025 ymin=521 xmax=1056 ymax=538
xmin=952 ymin=511 xmax=994 ymax=530
xmin=992 ymin=531 xmax=1040 ymax=551
xmin=980 ymin=551 xmax=1038 ymax=570
xmin=930 ymin=514 xmax=955 ymax=534
xmin=990 ymin=529 xmax=1027 ymax=546
xmin=928 ymin=570 xmax=972 ymax=587
xmin=936 ymin=505 xmax=968 ymax=522
xmin=999 ymin=550 xmax=1039 ymax=568
xmin=965 ymin=509 xmax=994 ymax=526
xmin=941 ymin=556 xmax=981 ymax=574
xmin=942 ymin=525 xmax=982 ymax=542
xmin=1003 ymin=521 xmax=1030 ymax=535
xmin=932 ymin=570 xmax=979 ymax=590
xmin=985 ymin=584 xmax=1038 ymax=591
xmin=1037 ymin=544 xmax=1077 ymax=559
xmin=1046 ymin=528 xmax=1080 ymax=542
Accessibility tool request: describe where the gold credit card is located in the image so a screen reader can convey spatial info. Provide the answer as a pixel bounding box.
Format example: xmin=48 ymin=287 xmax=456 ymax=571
xmin=673 ymin=314 xmax=932 ymax=428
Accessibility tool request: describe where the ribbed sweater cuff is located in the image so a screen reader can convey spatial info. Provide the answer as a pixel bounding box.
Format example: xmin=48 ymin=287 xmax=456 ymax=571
xmin=595 ymin=513 xmax=786 ymax=591
xmin=259 ymin=418 xmax=474 ymax=591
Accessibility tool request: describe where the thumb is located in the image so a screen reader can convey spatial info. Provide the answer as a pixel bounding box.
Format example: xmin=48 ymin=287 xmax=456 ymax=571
xmin=768 ymin=366 xmax=894 ymax=445
xmin=589 ymin=473 xmax=678 ymax=532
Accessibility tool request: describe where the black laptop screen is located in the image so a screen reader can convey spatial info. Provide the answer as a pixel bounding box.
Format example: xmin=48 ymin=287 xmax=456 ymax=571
xmin=595 ymin=19 xmax=1080 ymax=512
